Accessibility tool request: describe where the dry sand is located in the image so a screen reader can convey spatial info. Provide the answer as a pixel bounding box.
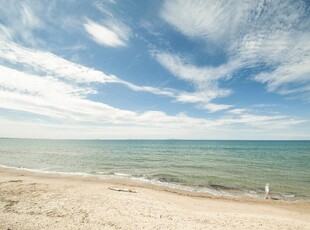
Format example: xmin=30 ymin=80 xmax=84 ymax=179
xmin=0 ymin=167 xmax=309 ymax=230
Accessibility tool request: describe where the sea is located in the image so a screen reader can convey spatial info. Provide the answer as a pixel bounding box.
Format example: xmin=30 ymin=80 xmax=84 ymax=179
xmin=0 ymin=139 xmax=309 ymax=201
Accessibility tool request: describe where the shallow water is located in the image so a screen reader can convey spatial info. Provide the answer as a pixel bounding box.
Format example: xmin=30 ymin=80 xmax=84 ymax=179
xmin=0 ymin=139 xmax=309 ymax=201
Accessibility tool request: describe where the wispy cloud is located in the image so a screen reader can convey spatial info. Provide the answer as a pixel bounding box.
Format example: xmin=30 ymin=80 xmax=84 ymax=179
xmin=84 ymin=19 xmax=131 ymax=47
xmin=0 ymin=40 xmax=233 ymax=112
xmin=227 ymin=108 xmax=248 ymax=115
xmin=0 ymin=1 xmax=44 ymax=46
xmin=161 ymin=0 xmax=246 ymax=47
xmin=0 ymin=40 xmax=116 ymax=83
xmin=252 ymin=104 xmax=277 ymax=108
xmin=0 ymin=1 xmax=308 ymax=139
xmin=116 ymin=79 xmax=177 ymax=97
xmin=253 ymin=40 xmax=310 ymax=100
xmin=1 ymin=116 xmax=307 ymax=140
xmin=0 ymin=58 xmax=303 ymax=131
xmin=0 ymin=1 xmax=232 ymax=113
xmin=160 ymin=0 xmax=310 ymax=101
xmin=199 ymin=103 xmax=233 ymax=113
xmin=0 ymin=65 xmax=211 ymax=127
xmin=152 ymin=50 xmax=233 ymax=111
xmin=0 ymin=40 xmax=176 ymax=98
xmin=153 ymin=51 xmax=236 ymax=83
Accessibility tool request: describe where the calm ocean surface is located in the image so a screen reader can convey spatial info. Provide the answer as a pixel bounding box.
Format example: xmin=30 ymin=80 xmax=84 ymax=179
xmin=0 ymin=139 xmax=309 ymax=201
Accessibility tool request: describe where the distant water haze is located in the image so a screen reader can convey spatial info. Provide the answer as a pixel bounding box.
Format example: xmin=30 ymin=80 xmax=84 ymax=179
xmin=0 ymin=139 xmax=309 ymax=201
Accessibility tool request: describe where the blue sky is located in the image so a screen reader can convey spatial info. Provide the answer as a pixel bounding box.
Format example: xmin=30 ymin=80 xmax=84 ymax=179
xmin=0 ymin=0 xmax=309 ymax=139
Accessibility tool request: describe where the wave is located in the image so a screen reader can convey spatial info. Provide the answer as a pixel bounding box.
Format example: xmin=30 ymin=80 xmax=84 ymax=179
xmin=0 ymin=164 xmax=305 ymax=201
xmin=0 ymin=165 xmax=92 ymax=177
xmin=209 ymin=183 xmax=240 ymax=191
xmin=149 ymin=173 xmax=186 ymax=183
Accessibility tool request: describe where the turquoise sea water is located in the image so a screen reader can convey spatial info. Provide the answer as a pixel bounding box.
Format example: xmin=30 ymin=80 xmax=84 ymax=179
xmin=0 ymin=139 xmax=309 ymax=201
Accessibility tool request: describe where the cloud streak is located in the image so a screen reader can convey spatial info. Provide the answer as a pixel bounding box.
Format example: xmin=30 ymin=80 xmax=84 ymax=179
xmin=152 ymin=51 xmax=233 ymax=111
xmin=0 ymin=0 xmax=308 ymax=139
xmin=160 ymin=0 xmax=310 ymax=100
xmin=0 ymin=66 xmax=217 ymax=127
xmin=0 ymin=63 xmax=303 ymax=132
xmin=0 ymin=40 xmax=232 ymax=112
xmin=0 ymin=40 xmax=178 ymax=98
xmin=0 ymin=1 xmax=45 ymax=46
xmin=0 ymin=40 xmax=116 ymax=83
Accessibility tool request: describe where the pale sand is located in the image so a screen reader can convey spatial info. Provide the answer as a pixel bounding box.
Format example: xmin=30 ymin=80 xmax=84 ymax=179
xmin=0 ymin=167 xmax=309 ymax=230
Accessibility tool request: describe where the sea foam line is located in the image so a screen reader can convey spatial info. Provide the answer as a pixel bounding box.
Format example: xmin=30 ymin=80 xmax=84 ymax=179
xmin=0 ymin=164 xmax=232 ymax=196
xmin=0 ymin=164 xmax=297 ymax=201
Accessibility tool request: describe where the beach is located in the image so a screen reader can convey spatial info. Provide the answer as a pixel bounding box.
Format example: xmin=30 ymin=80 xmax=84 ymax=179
xmin=1 ymin=1 xmax=310 ymax=229
xmin=1 ymin=167 xmax=309 ymax=230
xmin=1 ymin=139 xmax=309 ymax=202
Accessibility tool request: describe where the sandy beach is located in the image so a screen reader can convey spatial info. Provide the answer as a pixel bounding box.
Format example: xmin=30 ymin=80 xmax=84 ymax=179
xmin=0 ymin=167 xmax=309 ymax=230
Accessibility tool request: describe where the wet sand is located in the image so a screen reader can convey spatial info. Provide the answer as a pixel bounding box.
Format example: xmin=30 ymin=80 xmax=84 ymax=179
xmin=0 ymin=167 xmax=309 ymax=229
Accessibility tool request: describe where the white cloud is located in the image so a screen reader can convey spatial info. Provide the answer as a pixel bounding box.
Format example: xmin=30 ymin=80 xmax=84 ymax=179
xmin=0 ymin=1 xmax=308 ymax=139
xmin=0 ymin=40 xmax=232 ymax=112
xmin=253 ymin=34 xmax=310 ymax=98
xmin=1 ymin=39 xmax=217 ymax=126
xmin=175 ymin=91 xmax=231 ymax=105
xmin=0 ymin=40 xmax=116 ymax=83
xmin=1 ymin=117 xmax=308 ymax=140
xmin=84 ymin=19 xmax=130 ymax=47
xmin=152 ymin=51 xmax=233 ymax=111
xmin=0 ymin=66 xmax=135 ymax=122
xmin=160 ymin=0 xmax=310 ymax=100
xmin=252 ymin=104 xmax=276 ymax=108
xmin=0 ymin=65 xmax=209 ymax=128
xmin=0 ymin=1 xmax=231 ymax=114
xmin=116 ymin=79 xmax=177 ymax=97
xmin=199 ymin=103 xmax=232 ymax=113
xmin=0 ymin=66 xmax=92 ymax=97
xmin=153 ymin=51 xmax=238 ymax=83
xmin=0 ymin=64 xmax=304 ymax=134
xmin=0 ymin=25 xmax=13 ymax=40
xmin=161 ymin=0 xmax=249 ymax=47
xmin=0 ymin=40 xmax=180 ymax=99
xmin=0 ymin=1 xmax=44 ymax=46
xmin=228 ymin=109 xmax=248 ymax=115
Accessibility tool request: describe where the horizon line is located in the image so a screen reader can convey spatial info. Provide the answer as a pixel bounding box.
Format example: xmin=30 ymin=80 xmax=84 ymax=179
xmin=1 ymin=137 xmax=309 ymax=141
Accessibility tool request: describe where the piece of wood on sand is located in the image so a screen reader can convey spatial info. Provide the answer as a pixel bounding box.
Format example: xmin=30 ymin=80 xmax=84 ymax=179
xmin=108 ymin=187 xmax=137 ymax=193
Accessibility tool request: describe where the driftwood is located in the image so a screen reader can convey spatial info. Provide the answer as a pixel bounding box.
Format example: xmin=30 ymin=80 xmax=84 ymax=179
xmin=108 ymin=187 xmax=137 ymax=193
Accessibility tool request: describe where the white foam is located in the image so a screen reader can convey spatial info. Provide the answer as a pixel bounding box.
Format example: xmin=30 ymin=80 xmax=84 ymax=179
xmin=114 ymin=173 xmax=131 ymax=177
xmin=0 ymin=164 xmax=91 ymax=177
xmin=283 ymin=194 xmax=295 ymax=198
xmin=0 ymin=164 xmax=301 ymax=201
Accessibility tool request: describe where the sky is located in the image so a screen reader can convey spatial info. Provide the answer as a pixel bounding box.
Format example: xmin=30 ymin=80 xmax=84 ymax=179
xmin=0 ymin=0 xmax=309 ymax=140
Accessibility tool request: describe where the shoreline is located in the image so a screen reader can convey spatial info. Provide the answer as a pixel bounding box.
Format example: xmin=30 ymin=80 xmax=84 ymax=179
xmin=0 ymin=165 xmax=306 ymax=202
xmin=1 ymin=167 xmax=309 ymax=229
